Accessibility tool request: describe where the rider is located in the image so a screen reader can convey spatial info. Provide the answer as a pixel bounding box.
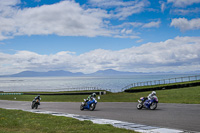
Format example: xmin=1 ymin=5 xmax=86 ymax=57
xmin=144 ymin=91 xmax=156 ymax=107
xmin=87 ymin=93 xmax=96 ymax=101
xmin=84 ymin=93 xmax=96 ymax=105
xmin=147 ymin=91 xmax=156 ymax=100
xmin=34 ymin=95 xmax=41 ymax=105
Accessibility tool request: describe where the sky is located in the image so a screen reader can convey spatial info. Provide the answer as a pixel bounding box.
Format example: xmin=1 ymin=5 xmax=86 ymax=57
xmin=0 ymin=0 xmax=200 ymax=75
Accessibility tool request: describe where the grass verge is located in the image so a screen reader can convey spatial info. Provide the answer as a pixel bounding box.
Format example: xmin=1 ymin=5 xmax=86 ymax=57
xmin=0 ymin=108 xmax=137 ymax=133
xmin=0 ymin=86 xmax=200 ymax=104
xmin=125 ymin=80 xmax=200 ymax=91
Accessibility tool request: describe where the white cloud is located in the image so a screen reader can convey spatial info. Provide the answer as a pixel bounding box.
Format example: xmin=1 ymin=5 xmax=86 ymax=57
xmin=0 ymin=0 xmax=151 ymax=40
xmin=159 ymin=1 xmax=166 ymax=13
xmin=170 ymin=8 xmax=200 ymax=15
xmin=161 ymin=3 xmax=166 ymax=12
xmin=170 ymin=18 xmax=200 ymax=31
xmin=110 ymin=20 xmax=161 ymax=39
xmin=114 ymin=35 xmax=139 ymax=39
xmin=88 ymin=0 xmax=134 ymax=7
xmin=142 ymin=20 xmax=161 ymax=28
xmin=167 ymin=0 xmax=200 ymax=7
xmin=89 ymin=0 xmax=150 ymax=20
xmin=0 ymin=0 xmax=112 ymax=40
xmin=136 ymin=39 xmax=143 ymax=43
xmin=113 ymin=0 xmax=150 ymax=20
xmin=0 ymin=36 xmax=200 ymax=75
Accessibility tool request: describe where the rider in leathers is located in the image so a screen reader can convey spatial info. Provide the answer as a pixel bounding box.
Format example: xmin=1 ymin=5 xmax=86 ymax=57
xmin=144 ymin=91 xmax=156 ymax=107
xmin=34 ymin=95 xmax=41 ymax=105
xmin=84 ymin=93 xmax=96 ymax=105
xmin=147 ymin=91 xmax=156 ymax=100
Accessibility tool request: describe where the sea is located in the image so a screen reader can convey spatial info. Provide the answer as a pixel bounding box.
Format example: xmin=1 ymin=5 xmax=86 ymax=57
xmin=0 ymin=74 xmax=199 ymax=92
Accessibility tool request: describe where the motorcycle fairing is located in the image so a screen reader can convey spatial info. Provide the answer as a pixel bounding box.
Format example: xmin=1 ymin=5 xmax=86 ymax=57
xmin=84 ymin=100 xmax=94 ymax=109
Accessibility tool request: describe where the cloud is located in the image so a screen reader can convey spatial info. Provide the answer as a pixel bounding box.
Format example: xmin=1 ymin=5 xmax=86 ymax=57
xmin=0 ymin=0 xmax=152 ymax=40
xmin=136 ymin=39 xmax=143 ymax=43
xmin=142 ymin=20 xmax=161 ymax=28
xmin=110 ymin=20 xmax=161 ymax=39
xmin=113 ymin=0 xmax=150 ymax=20
xmin=167 ymin=0 xmax=200 ymax=7
xmin=1 ymin=36 xmax=200 ymax=75
xmin=88 ymin=0 xmax=134 ymax=7
xmin=159 ymin=1 xmax=166 ymax=13
xmin=88 ymin=0 xmax=150 ymax=20
xmin=170 ymin=8 xmax=200 ymax=15
xmin=170 ymin=18 xmax=200 ymax=31
xmin=0 ymin=0 xmax=112 ymax=40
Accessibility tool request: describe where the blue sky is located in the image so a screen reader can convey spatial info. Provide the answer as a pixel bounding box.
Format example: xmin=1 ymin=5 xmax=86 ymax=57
xmin=0 ymin=0 xmax=200 ymax=75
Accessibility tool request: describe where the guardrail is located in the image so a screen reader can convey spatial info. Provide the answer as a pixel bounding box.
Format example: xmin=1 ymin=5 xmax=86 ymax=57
xmin=23 ymin=91 xmax=106 ymax=95
xmin=0 ymin=93 xmax=23 ymax=95
xmin=122 ymin=75 xmax=200 ymax=92
xmin=58 ymin=87 xmax=107 ymax=92
xmin=0 ymin=87 xmax=108 ymax=94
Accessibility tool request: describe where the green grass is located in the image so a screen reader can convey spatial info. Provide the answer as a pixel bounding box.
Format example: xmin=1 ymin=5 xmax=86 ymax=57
xmin=125 ymin=80 xmax=200 ymax=91
xmin=99 ymin=86 xmax=200 ymax=104
xmin=0 ymin=86 xmax=200 ymax=104
xmin=0 ymin=108 xmax=136 ymax=133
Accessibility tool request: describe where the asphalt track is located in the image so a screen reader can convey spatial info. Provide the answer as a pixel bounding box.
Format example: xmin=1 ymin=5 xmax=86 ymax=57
xmin=0 ymin=100 xmax=199 ymax=132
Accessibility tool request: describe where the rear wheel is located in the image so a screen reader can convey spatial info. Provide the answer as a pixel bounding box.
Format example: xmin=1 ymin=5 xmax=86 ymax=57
xmin=136 ymin=103 xmax=143 ymax=110
xmin=150 ymin=102 xmax=157 ymax=110
xmin=89 ymin=103 xmax=96 ymax=111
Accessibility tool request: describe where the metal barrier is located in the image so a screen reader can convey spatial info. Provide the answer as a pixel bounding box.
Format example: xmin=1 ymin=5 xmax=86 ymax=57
xmin=0 ymin=87 xmax=108 ymax=94
xmin=59 ymin=87 xmax=107 ymax=92
xmin=122 ymin=75 xmax=200 ymax=91
xmin=0 ymin=93 xmax=23 ymax=95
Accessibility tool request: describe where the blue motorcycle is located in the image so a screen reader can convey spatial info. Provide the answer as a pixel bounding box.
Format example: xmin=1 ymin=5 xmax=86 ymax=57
xmin=136 ymin=96 xmax=158 ymax=110
xmin=80 ymin=98 xmax=97 ymax=111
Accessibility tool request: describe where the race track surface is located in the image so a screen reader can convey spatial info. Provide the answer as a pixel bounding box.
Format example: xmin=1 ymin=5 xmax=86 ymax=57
xmin=0 ymin=100 xmax=199 ymax=132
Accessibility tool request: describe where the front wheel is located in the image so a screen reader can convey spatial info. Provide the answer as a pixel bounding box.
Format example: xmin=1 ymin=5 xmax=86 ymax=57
xmin=136 ymin=103 xmax=143 ymax=110
xmin=35 ymin=104 xmax=38 ymax=109
xmin=89 ymin=103 xmax=96 ymax=111
xmin=80 ymin=105 xmax=84 ymax=110
xmin=31 ymin=102 xmax=35 ymax=109
xmin=150 ymin=102 xmax=157 ymax=110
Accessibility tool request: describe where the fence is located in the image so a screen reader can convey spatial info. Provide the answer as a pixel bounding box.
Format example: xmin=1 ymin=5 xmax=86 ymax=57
xmin=0 ymin=93 xmax=23 ymax=95
xmin=53 ymin=87 xmax=107 ymax=92
xmin=121 ymin=75 xmax=200 ymax=91
xmin=0 ymin=87 xmax=107 ymax=93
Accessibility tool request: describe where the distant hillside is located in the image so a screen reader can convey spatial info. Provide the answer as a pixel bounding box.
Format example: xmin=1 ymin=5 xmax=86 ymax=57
xmin=2 ymin=70 xmax=84 ymax=77
xmin=1 ymin=69 xmax=192 ymax=77
xmin=91 ymin=69 xmax=143 ymax=75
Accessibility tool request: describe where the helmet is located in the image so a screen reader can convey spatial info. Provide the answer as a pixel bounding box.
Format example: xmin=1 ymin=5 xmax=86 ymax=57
xmin=152 ymin=91 xmax=156 ymax=95
xmin=92 ymin=93 xmax=96 ymax=97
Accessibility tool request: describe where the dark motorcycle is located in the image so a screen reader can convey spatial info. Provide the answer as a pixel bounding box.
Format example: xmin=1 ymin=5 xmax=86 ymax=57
xmin=31 ymin=99 xmax=40 ymax=109
xmin=137 ymin=96 xmax=158 ymax=110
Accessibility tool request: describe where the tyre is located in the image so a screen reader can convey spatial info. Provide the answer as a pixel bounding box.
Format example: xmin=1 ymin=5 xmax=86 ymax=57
xmin=31 ymin=102 xmax=35 ymax=109
xmin=80 ymin=105 xmax=84 ymax=110
xmin=89 ymin=103 xmax=96 ymax=111
xmin=136 ymin=103 xmax=143 ymax=110
xmin=35 ymin=104 xmax=38 ymax=109
xmin=150 ymin=102 xmax=157 ymax=110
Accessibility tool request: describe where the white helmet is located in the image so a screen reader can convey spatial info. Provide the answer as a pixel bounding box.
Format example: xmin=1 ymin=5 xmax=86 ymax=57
xmin=152 ymin=91 xmax=156 ymax=95
xmin=92 ymin=93 xmax=96 ymax=97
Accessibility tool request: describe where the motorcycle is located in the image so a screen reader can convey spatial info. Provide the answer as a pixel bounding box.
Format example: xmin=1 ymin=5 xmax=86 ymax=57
xmin=136 ymin=96 xmax=158 ymax=110
xmin=31 ymin=99 xmax=40 ymax=109
xmin=80 ymin=97 xmax=97 ymax=111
